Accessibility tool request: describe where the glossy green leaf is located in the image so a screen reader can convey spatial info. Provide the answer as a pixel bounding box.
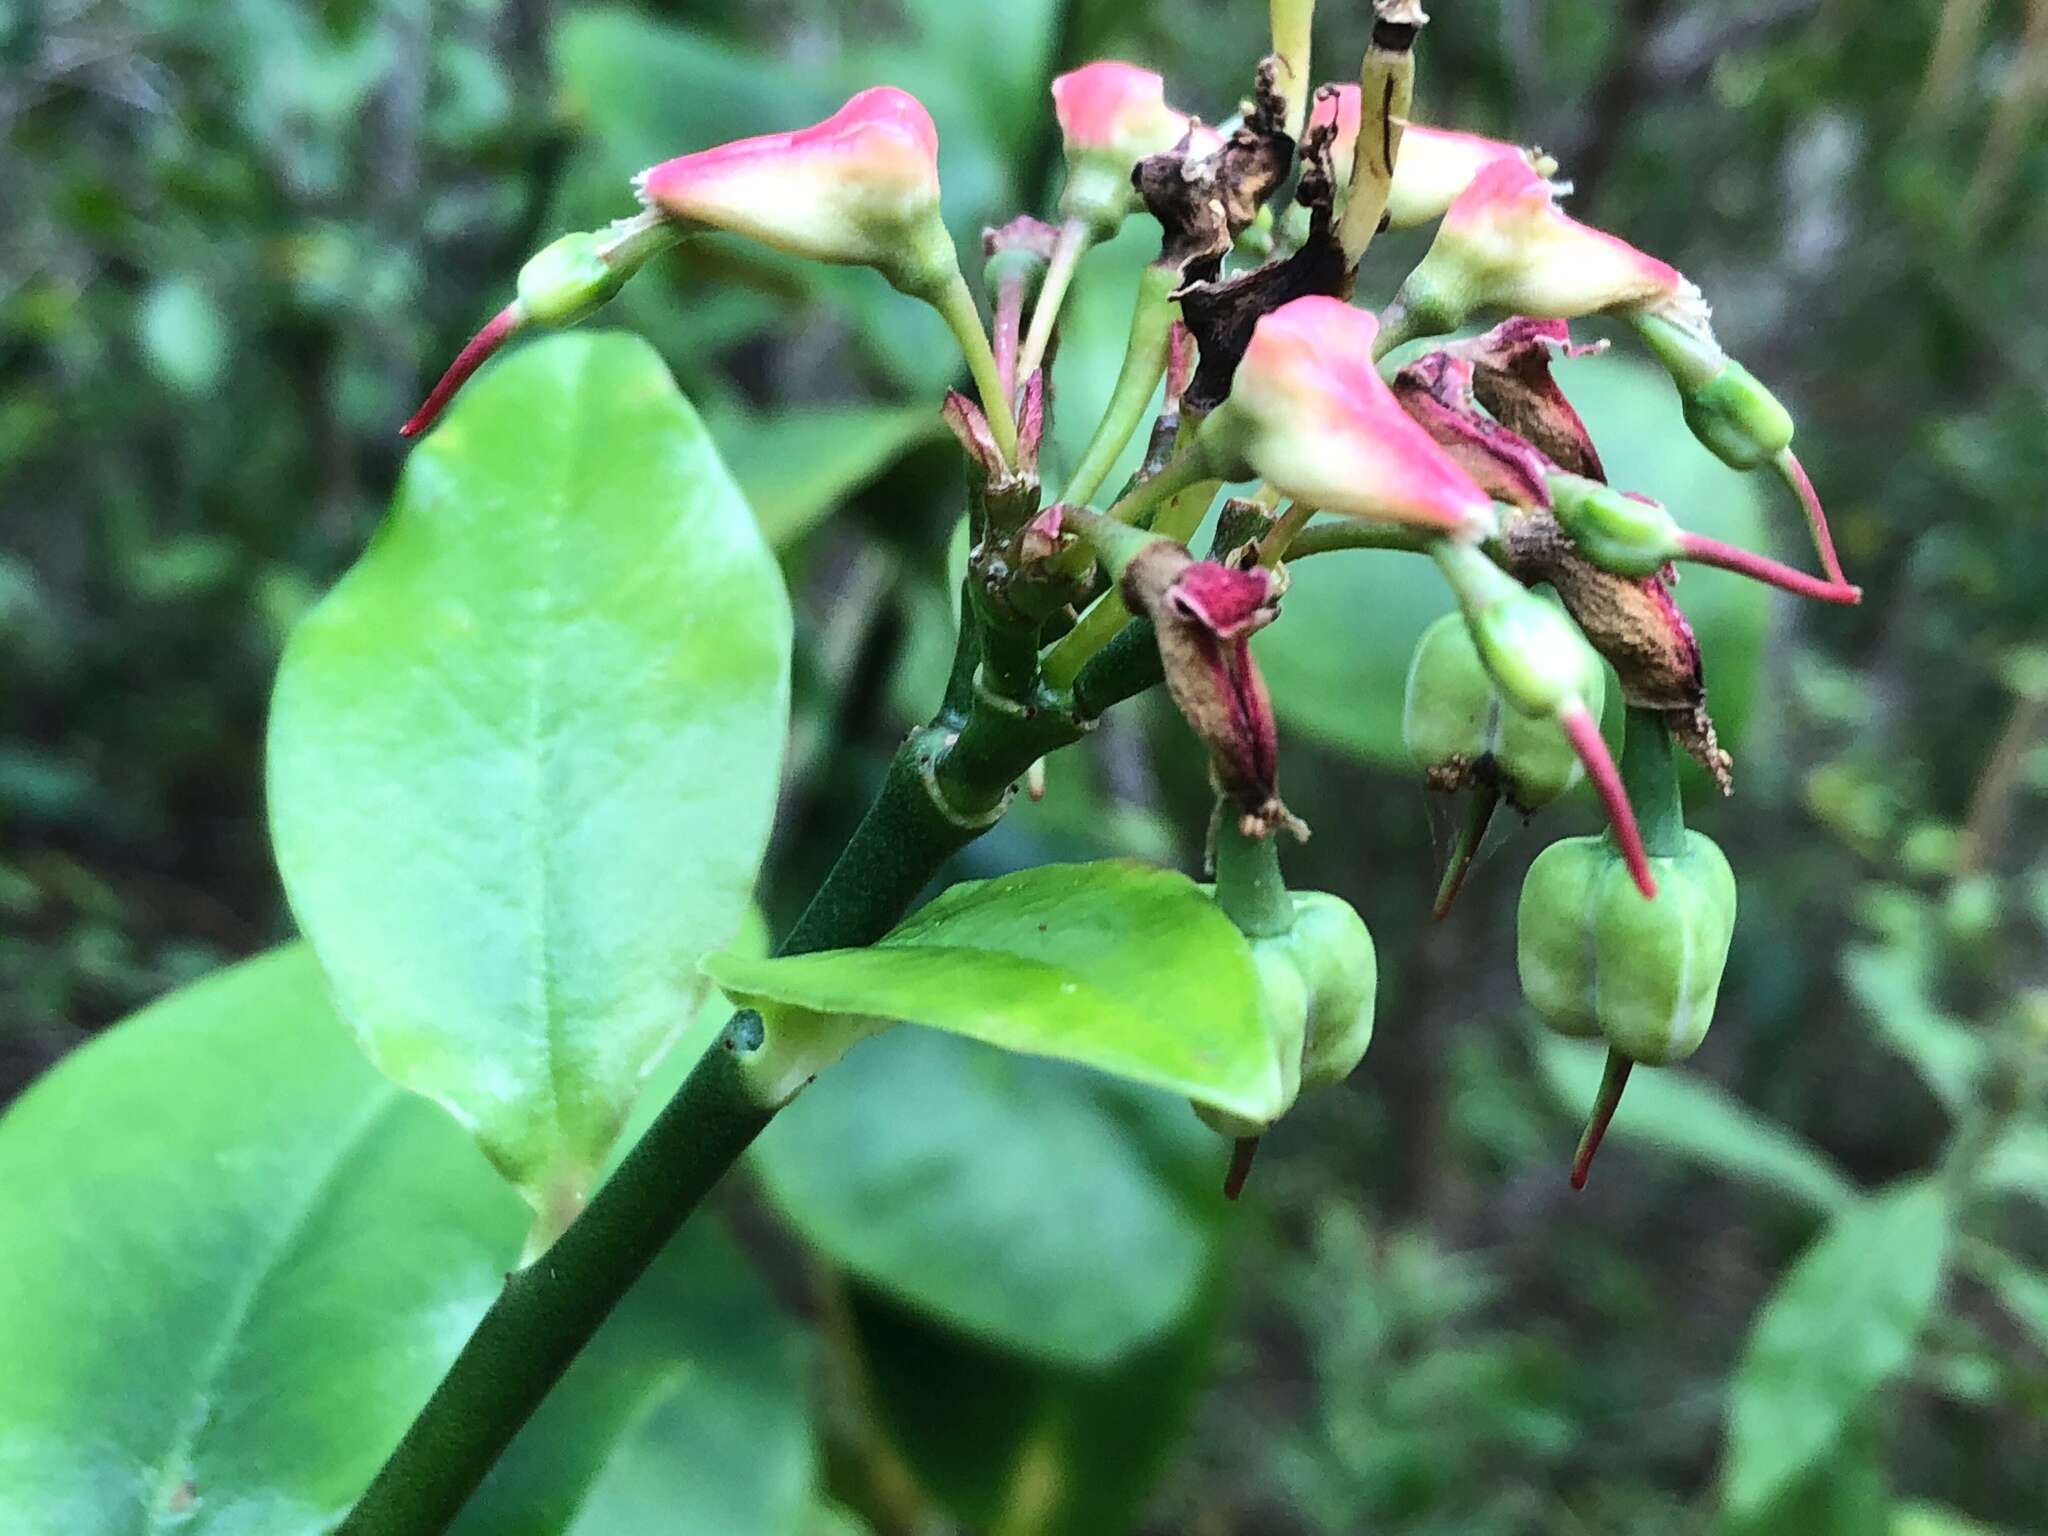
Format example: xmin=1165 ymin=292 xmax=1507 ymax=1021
xmin=0 ymin=947 xmax=523 ymax=1533
xmin=1260 ymin=353 xmax=1770 ymax=766
xmin=752 ymin=1026 xmax=1230 ymax=1368
xmin=846 ymin=1270 xmax=1220 ymax=1536
xmin=1534 ymin=1034 xmax=1857 ymax=1214
xmin=268 ymin=331 xmax=791 ymax=1213
xmin=707 ymin=861 xmax=1279 ymax=1123
xmin=1723 ymin=1180 xmax=1952 ymax=1519
xmin=711 ymin=404 xmax=944 ymax=550
xmin=0 ymin=945 xmax=818 ymax=1535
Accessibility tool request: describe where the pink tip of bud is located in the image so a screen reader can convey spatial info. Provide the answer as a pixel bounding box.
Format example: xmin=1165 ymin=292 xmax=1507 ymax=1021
xmin=1052 ymin=61 xmax=1183 ymax=156
xmin=1776 ymin=448 xmax=1848 ymax=586
xmin=400 ymin=303 xmax=522 ymax=439
xmin=1223 ymin=1135 xmax=1261 ymax=1201
xmin=1559 ymin=702 xmax=1655 ymax=900
xmin=1678 ymin=533 xmax=1861 ymax=605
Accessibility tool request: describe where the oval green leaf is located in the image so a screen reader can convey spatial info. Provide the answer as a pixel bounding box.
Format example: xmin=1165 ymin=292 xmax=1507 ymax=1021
xmin=1723 ymin=1180 xmax=1952 ymax=1519
xmin=0 ymin=946 xmax=818 ymax=1535
xmin=269 ymin=332 xmax=791 ymax=1212
xmin=0 ymin=948 xmax=522 ymax=1532
xmin=752 ymin=1026 xmax=1229 ymax=1367
xmin=707 ymin=860 xmax=1279 ymax=1123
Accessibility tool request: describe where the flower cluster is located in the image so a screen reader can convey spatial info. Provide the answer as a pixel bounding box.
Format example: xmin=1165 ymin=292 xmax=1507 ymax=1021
xmin=407 ymin=0 xmax=1858 ymax=1191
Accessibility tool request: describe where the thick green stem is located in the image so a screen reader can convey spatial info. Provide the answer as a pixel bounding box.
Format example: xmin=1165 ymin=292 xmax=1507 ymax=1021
xmin=929 ymin=269 xmax=1019 ymax=463
xmin=337 ymin=1035 xmax=775 ymax=1535
xmin=1061 ymin=265 xmax=1178 ymax=507
xmin=1214 ymin=815 xmax=1296 ymax=938
xmin=1273 ymin=516 xmax=1441 ymax=563
xmin=1014 ymin=217 xmax=1090 ymax=391
xmin=1618 ymin=706 xmax=1685 ymax=860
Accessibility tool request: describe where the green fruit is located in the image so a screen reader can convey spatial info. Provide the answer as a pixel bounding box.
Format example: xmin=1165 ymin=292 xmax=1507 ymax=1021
xmin=1402 ymin=608 xmax=1602 ymax=811
xmin=1516 ymin=829 xmax=1737 ymax=1064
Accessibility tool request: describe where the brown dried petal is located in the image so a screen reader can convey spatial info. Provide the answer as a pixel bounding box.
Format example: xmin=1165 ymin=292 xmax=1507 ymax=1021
xmin=1124 ymin=544 xmax=1302 ymax=835
xmin=1134 ymin=57 xmax=1295 ymax=286
xmin=1392 ymin=350 xmax=1554 ymax=508
xmin=1448 ymin=317 xmax=1607 ymax=481
xmin=1502 ymin=510 xmax=1733 ymax=791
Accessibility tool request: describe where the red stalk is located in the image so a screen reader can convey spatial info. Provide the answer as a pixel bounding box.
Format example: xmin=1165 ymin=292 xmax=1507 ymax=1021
xmin=1223 ymin=1136 xmax=1261 ymax=1201
xmin=1432 ymin=782 xmax=1500 ymax=920
xmin=1570 ymin=1049 xmax=1634 ymax=1189
xmin=1775 ymin=447 xmax=1847 ymax=586
xmin=1679 ymin=533 xmax=1861 ymax=604
xmin=399 ymin=304 xmax=522 ymax=439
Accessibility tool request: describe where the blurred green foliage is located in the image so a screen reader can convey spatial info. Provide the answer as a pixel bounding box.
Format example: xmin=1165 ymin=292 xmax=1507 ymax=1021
xmin=3 ymin=1 xmax=2046 ymax=1533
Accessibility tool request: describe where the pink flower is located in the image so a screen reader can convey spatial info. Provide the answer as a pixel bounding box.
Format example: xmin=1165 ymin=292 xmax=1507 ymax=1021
xmin=1202 ymin=296 xmax=1498 ymax=538
xmin=1307 ymin=86 xmax=1548 ymax=228
xmin=636 ymin=87 xmax=950 ymax=292
xmin=1051 ymin=61 xmax=1206 ymax=234
xmin=1402 ymin=159 xmax=1687 ymax=324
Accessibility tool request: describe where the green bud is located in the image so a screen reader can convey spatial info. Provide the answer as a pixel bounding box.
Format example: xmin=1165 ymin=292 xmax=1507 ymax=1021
xmin=1546 ymin=474 xmax=1683 ymax=579
xmin=516 ymin=232 xmax=627 ymax=328
xmin=1516 ymin=829 xmax=1737 ymax=1065
xmin=1680 ymin=360 xmax=1795 ymax=470
xmin=1196 ymin=939 xmax=1309 ymax=1140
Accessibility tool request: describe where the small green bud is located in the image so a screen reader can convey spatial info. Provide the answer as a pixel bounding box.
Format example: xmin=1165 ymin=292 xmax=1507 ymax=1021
xmin=1289 ymin=892 xmax=1379 ymax=1092
xmin=1547 ymin=474 xmax=1683 ymax=579
xmin=516 ymin=232 xmax=626 ymax=328
xmin=1681 ymin=360 xmax=1795 ymax=471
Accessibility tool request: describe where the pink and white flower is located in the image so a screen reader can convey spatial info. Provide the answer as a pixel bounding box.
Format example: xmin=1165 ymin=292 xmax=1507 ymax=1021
xmin=1052 ymin=62 xmax=1209 ymax=235
xmin=1202 ymin=296 xmax=1498 ymax=539
xmin=637 ymin=86 xmax=950 ymax=292
xmin=1398 ymin=158 xmax=1689 ymax=326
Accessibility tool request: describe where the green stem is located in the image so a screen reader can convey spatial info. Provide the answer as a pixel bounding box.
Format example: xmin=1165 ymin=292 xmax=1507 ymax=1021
xmin=1040 ymin=462 xmax=1219 ymax=690
xmin=929 ymin=269 xmax=1019 ymax=463
xmin=1061 ymin=265 xmax=1178 ymax=507
xmin=1371 ymin=292 xmax=1451 ymax=362
xmin=1014 ymin=217 xmax=1090 ymax=390
xmin=1618 ymin=706 xmax=1685 ymax=860
xmin=1431 ymin=781 xmax=1499 ymax=920
xmin=1273 ymin=517 xmax=1442 ymax=563
xmin=1214 ymin=815 xmax=1295 ymax=938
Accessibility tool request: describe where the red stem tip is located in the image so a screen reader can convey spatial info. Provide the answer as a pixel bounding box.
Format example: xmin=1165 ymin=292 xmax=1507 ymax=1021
xmin=399 ymin=304 xmax=522 ymax=439
xmin=1560 ymin=703 xmax=1655 ymax=900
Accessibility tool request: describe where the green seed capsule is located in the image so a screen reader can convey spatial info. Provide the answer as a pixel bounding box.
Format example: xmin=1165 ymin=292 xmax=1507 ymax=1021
xmin=1403 ymin=608 xmax=1601 ymax=811
xmin=517 ymin=232 xmax=628 ymax=328
xmin=1516 ymin=829 xmax=1737 ymax=1064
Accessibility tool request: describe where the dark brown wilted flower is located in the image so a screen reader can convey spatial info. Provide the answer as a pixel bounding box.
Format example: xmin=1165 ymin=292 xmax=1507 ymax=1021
xmin=1121 ymin=544 xmax=1306 ymax=840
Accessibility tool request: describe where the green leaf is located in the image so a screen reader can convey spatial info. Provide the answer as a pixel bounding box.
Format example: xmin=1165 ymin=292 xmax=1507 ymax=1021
xmin=845 ymin=1270 xmax=1220 ymax=1536
xmin=0 ymin=947 xmax=524 ymax=1533
xmin=1841 ymin=944 xmax=1984 ymax=1113
xmin=1723 ymin=1181 xmax=1952 ymax=1519
xmin=710 ymin=404 xmax=944 ymax=550
xmin=0 ymin=946 xmax=818 ymax=1535
xmin=707 ymin=860 xmax=1279 ymax=1123
xmin=1259 ymin=353 xmax=1770 ymax=766
xmin=1893 ymin=1502 xmax=2009 ymax=1536
xmin=1533 ymin=1034 xmax=1857 ymax=1214
xmin=268 ymin=331 xmax=791 ymax=1213
xmin=752 ymin=1026 xmax=1229 ymax=1368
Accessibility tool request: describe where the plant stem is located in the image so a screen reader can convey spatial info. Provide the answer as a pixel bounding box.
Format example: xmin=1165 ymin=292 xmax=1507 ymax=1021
xmin=1014 ymin=217 xmax=1090 ymax=390
xmin=1336 ymin=1 xmax=1423 ymax=267
xmin=1618 ymin=705 xmax=1685 ymax=860
xmin=1214 ymin=814 xmax=1295 ymax=938
xmin=337 ymin=1035 xmax=775 ymax=1536
xmin=930 ymin=269 xmax=1019 ymax=463
xmin=1061 ymin=264 xmax=1179 ymax=507
xmin=1040 ymin=464 xmax=1219 ymax=689
xmin=1271 ymin=516 xmax=1441 ymax=563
